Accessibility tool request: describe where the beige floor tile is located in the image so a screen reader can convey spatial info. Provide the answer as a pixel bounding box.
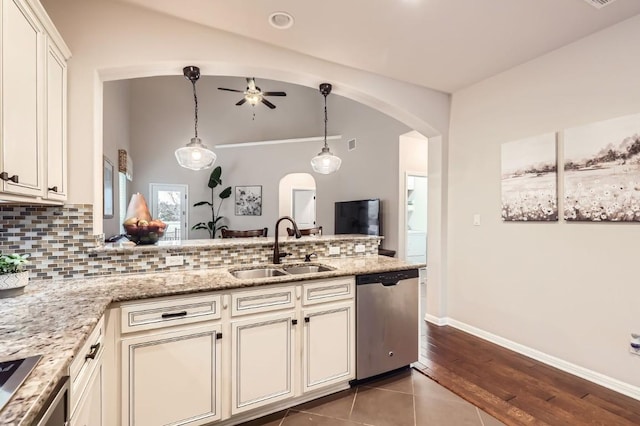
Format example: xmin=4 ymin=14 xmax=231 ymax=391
xmin=281 ymin=411 xmax=362 ymax=425
xmin=412 ymin=370 xmax=468 ymax=404
xmin=349 ymin=386 xmax=415 ymax=426
xmin=291 ymin=389 xmax=356 ymax=420
xmin=414 ymin=393 xmax=482 ymax=426
xmin=478 ymin=409 xmax=507 ymax=426
xmin=360 ymin=368 xmax=414 ymax=394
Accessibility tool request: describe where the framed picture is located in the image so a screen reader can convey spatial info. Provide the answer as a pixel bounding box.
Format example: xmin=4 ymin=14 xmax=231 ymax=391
xmin=501 ymin=133 xmax=558 ymax=221
xmin=235 ymin=185 xmax=262 ymax=216
xmin=103 ymin=157 xmax=114 ymax=218
xmin=564 ymin=112 xmax=640 ymax=222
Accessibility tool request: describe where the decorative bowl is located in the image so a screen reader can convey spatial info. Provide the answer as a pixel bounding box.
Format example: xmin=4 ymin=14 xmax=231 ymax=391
xmin=124 ymin=224 xmax=165 ymax=245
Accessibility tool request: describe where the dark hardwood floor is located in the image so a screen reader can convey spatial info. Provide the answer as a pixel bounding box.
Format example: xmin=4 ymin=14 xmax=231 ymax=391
xmin=417 ymin=322 xmax=640 ymax=426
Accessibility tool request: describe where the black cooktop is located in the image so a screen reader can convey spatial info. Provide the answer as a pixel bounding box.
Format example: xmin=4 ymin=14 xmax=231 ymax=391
xmin=0 ymin=355 xmax=42 ymax=412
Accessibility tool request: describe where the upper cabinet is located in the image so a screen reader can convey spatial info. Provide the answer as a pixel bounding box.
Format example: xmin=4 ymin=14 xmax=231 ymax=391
xmin=0 ymin=0 xmax=70 ymax=203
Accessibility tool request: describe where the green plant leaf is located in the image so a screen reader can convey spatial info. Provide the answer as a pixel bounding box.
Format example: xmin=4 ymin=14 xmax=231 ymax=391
xmin=191 ymin=223 xmax=207 ymax=230
xmin=208 ymin=166 xmax=222 ymax=189
xmin=193 ymin=201 xmax=212 ymax=207
xmin=213 ymin=216 xmax=225 ymax=224
xmin=219 ymin=186 xmax=232 ymax=199
xmin=207 ymin=221 xmax=214 ymax=230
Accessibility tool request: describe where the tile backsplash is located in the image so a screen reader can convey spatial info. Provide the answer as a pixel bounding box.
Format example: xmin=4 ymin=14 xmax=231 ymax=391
xmin=0 ymin=204 xmax=380 ymax=281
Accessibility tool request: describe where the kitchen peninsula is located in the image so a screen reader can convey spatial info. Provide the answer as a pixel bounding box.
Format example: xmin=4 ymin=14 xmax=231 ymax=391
xmin=0 ymin=235 xmax=423 ymax=425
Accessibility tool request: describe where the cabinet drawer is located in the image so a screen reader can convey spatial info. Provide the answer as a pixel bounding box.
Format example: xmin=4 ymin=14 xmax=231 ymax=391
xmin=302 ymin=278 xmax=354 ymax=306
xmin=231 ymin=286 xmax=295 ymax=317
xmin=121 ymin=294 xmax=221 ymax=334
xmin=69 ymin=316 xmax=104 ymax=418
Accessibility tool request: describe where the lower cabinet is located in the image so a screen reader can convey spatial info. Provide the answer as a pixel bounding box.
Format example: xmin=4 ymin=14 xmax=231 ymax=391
xmin=121 ymin=324 xmax=222 ymax=426
xmin=70 ymin=358 xmax=103 ymax=426
xmin=302 ymin=302 xmax=355 ymax=393
xmin=231 ymin=312 xmax=296 ymax=414
xmin=114 ymin=277 xmax=355 ymax=426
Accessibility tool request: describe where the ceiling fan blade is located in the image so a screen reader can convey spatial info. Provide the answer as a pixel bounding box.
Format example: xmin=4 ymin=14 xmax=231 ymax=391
xmin=247 ymin=77 xmax=256 ymax=91
xmin=262 ymin=91 xmax=287 ymax=97
xmin=236 ymin=98 xmax=247 ymax=106
xmin=261 ymin=98 xmax=276 ymax=109
xmin=218 ymin=87 xmax=244 ymax=93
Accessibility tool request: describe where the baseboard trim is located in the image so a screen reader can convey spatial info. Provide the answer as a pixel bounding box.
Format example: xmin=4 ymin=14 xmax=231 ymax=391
xmin=444 ymin=318 xmax=640 ymax=402
xmin=424 ymin=313 xmax=447 ymax=326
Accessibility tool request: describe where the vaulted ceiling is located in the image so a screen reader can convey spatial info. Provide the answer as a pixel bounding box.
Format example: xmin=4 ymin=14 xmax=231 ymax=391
xmin=115 ymin=0 xmax=640 ymax=93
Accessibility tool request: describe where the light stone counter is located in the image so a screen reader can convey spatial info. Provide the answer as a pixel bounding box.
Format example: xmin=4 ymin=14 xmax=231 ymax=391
xmin=0 ymin=255 xmax=423 ymax=425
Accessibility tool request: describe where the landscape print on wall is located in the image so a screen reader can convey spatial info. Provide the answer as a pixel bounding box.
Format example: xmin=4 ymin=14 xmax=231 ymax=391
xmin=501 ymin=133 xmax=558 ymax=221
xmin=564 ymin=113 xmax=640 ymax=222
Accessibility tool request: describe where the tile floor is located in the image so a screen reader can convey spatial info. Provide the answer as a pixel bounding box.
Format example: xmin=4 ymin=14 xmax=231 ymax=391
xmin=240 ymin=368 xmax=505 ymax=426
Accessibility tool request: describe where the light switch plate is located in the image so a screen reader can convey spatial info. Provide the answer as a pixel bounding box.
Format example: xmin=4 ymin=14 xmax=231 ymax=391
xmin=473 ymin=214 xmax=481 ymax=226
xmin=329 ymin=246 xmax=341 ymax=255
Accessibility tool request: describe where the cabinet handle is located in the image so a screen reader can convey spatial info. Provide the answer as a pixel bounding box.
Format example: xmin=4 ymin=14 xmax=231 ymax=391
xmin=292 ymin=319 xmax=298 ymax=325
xmin=48 ymin=186 xmax=58 ymax=192
xmin=0 ymin=172 xmax=19 ymax=183
xmin=216 ymin=332 xmax=223 ymax=340
xmin=161 ymin=311 xmax=188 ymax=319
xmin=85 ymin=342 xmax=101 ymax=360
xmin=304 ymin=317 xmax=310 ymax=323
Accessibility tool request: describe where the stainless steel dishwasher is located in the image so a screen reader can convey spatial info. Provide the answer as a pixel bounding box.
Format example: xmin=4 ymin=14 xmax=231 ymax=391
xmin=356 ymin=269 xmax=419 ymax=380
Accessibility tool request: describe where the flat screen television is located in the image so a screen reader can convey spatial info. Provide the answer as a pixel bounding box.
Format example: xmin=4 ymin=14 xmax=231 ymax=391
xmin=334 ymin=199 xmax=381 ymax=236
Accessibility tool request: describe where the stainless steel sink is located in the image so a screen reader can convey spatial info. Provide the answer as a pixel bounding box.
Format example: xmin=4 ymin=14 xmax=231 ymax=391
xmin=282 ymin=264 xmax=334 ymax=274
xmin=230 ymin=268 xmax=287 ymax=279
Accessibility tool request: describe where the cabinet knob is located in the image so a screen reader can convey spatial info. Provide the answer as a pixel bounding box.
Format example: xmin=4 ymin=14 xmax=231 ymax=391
xmin=0 ymin=172 xmax=19 ymax=183
xmin=291 ymin=319 xmax=298 ymax=325
xmin=304 ymin=317 xmax=310 ymax=323
xmin=48 ymin=186 xmax=58 ymax=192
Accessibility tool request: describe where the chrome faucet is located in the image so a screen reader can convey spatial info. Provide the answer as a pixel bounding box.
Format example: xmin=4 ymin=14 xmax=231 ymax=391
xmin=273 ymin=216 xmax=302 ymax=264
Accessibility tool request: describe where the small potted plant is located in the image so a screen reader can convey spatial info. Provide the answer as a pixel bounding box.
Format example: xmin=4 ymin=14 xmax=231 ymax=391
xmin=0 ymin=253 xmax=30 ymax=295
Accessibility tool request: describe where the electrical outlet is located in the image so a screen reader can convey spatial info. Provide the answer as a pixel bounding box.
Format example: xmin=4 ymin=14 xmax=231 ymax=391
xmin=329 ymin=246 xmax=341 ymax=256
xmin=165 ymin=255 xmax=184 ymax=267
xmin=473 ymin=214 xmax=481 ymax=226
xmin=355 ymin=244 xmax=365 ymax=253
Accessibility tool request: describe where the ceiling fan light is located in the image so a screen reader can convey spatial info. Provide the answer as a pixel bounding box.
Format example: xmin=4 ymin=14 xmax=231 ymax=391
xmin=311 ymin=146 xmax=341 ymax=174
xmin=245 ymin=92 xmax=262 ymax=106
xmin=175 ymin=137 xmax=217 ymax=171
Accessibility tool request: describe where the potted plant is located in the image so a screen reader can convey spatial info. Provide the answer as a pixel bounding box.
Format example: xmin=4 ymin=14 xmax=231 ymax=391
xmin=192 ymin=166 xmax=232 ymax=238
xmin=0 ymin=253 xmax=30 ymax=293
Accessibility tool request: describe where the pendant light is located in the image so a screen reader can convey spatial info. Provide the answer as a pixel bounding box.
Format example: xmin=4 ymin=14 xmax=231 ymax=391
xmin=311 ymin=83 xmax=341 ymax=174
xmin=175 ymin=66 xmax=217 ymax=170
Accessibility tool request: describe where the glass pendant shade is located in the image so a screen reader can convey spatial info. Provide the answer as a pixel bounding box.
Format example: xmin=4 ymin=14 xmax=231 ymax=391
xmin=311 ymin=146 xmax=341 ymax=174
xmin=176 ymin=65 xmax=216 ymax=170
xmin=175 ymin=137 xmax=217 ymax=170
xmin=312 ymin=83 xmax=341 ymax=175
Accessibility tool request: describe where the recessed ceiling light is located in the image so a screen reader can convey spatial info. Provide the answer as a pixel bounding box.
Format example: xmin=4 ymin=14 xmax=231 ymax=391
xmin=269 ymin=11 xmax=294 ymax=30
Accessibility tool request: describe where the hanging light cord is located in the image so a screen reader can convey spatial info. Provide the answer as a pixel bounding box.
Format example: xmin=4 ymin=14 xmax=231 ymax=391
xmin=192 ymin=79 xmax=199 ymax=138
xmin=323 ymin=93 xmax=328 ymax=148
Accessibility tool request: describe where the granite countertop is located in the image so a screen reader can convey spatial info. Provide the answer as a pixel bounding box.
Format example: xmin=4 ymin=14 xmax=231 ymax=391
xmin=0 ymin=256 xmax=423 ymax=425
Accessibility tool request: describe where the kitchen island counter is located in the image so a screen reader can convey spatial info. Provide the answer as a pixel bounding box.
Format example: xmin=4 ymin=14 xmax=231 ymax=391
xmin=0 ymin=255 xmax=423 ymax=425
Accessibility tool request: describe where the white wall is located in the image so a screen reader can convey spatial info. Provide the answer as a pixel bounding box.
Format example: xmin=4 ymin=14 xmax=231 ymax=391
xmin=125 ymin=76 xmax=409 ymax=246
xmin=102 ymin=80 xmax=130 ymax=237
xmin=448 ymin=15 xmax=640 ymax=391
xmin=40 ymin=0 xmax=450 ymax=233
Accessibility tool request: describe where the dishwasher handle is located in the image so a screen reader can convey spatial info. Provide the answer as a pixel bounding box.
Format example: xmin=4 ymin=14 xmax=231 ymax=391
xmin=356 ymin=269 xmax=419 ymax=285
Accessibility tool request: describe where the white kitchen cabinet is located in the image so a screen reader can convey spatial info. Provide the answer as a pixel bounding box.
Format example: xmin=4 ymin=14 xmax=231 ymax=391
xmin=0 ymin=0 xmax=44 ymax=197
xmin=302 ymin=302 xmax=355 ymax=393
xmin=45 ymin=37 xmax=67 ymax=201
xmin=0 ymin=0 xmax=70 ymax=202
xmin=70 ymin=357 xmax=103 ymax=426
xmin=231 ymin=311 xmax=296 ymax=414
xmin=121 ymin=324 xmax=222 ymax=426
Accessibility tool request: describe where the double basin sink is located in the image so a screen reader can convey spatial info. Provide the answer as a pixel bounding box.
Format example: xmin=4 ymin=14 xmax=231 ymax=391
xmin=229 ymin=263 xmax=334 ymax=279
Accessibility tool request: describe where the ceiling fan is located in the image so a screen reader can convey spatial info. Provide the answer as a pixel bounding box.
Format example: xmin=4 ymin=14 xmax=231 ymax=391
xmin=218 ymin=77 xmax=286 ymax=109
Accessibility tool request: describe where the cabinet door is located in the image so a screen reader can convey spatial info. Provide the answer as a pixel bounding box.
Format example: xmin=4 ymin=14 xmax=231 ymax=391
xmin=121 ymin=324 xmax=222 ymax=426
xmin=231 ymin=312 xmax=296 ymax=414
xmin=45 ymin=39 xmax=67 ymax=200
xmin=70 ymin=359 xmax=103 ymax=426
xmin=1 ymin=0 xmax=44 ymax=197
xmin=303 ymin=302 xmax=355 ymax=393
